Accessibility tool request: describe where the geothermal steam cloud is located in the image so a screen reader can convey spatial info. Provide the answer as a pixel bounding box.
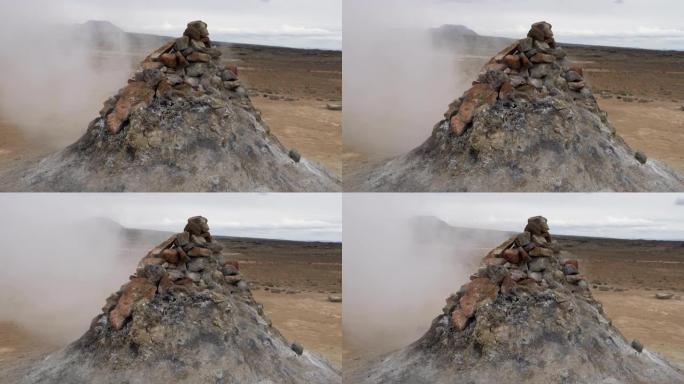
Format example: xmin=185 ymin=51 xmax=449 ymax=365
xmin=351 ymin=216 xmax=684 ymax=383
xmin=22 ymin=216 xmax=340 ymax=384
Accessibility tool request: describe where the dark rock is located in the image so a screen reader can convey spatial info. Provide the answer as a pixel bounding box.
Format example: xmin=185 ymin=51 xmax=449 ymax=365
xmin=289 ymin=149 xmax=301 ymax=163
xmin=291 ymin=342 xmax=304 ymax=355
xmin=631 ymin=339 xmax=644 ymax=353
xmin=222 ymin=265 xmax=239 ymax=276
xmin=635 ymin=151 xmax=647 ymax=164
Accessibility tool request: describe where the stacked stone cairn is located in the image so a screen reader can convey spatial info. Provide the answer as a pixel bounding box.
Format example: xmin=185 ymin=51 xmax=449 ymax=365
xmin=445 ymin=216 xmax=586 ymax=331
xmin=101 ymin=216 xmax=244 ymax=331
xmin=446 ymin=21 xmax=589 ymax=136
xmin=100 ymin=20 xmax=241 ymax=135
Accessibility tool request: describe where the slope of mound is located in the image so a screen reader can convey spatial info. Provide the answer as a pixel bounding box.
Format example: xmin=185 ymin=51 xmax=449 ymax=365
xmin=21 ymin=216 xmax=340 ymax=384
xmin=348 ymin=22 xmax=684 ymax=192
xmin=349 ymin=216 xmax=684 ymax=384
xmin=4 ymin=21 xmax=339 ymax=192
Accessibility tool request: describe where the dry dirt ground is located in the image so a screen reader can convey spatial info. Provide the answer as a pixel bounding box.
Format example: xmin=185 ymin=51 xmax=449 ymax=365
xmin=0 ymin=40 xmax=341 ymax=180
xmin=344 ymin=234 xmax=684 ymax=376
xmin=344 ymin=44 xmax=684 ymax=177
xmin=0 ymin=232 xmax=342 ymax=381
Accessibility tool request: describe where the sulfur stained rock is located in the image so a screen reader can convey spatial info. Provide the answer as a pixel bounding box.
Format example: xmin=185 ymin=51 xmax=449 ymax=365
xmin=450 ymin=84 xmax=498 ymax=135
xmin=109 ymin=278 xmax=156 ymax=331
xmin=105 ymin=82 xmax=154 ymax=134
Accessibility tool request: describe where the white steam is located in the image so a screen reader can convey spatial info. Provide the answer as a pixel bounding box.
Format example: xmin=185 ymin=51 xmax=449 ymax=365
xmin=342 ymin=0 xmax=468 ymax=157
xmin=0 ymin=4 xmax=134 ymax=148
xmin=0 ymin=197 xmax=136 ymax=343
xmin=342 ymin=194 xmax=510 ymax=359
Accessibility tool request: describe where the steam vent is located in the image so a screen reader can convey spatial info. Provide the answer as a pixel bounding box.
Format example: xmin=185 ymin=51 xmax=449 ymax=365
xmin=21 ymin=216 xmax=340 ymax=383
xmin=15 ymin=21 xmax=340 ymax=192
xmin=349 ymin=21 xmax=684 ymax=192
xmin=349 ymin=216 xmax=684 ymax=383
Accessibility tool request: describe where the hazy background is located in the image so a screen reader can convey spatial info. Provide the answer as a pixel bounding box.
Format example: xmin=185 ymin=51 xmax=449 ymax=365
xmin=343 ymin=0 xmax=684 ymax=156
xmin=343 ymin=193 xmax=684 ymax=354
xmin=0 ymin=193 xmax=341 ymax=342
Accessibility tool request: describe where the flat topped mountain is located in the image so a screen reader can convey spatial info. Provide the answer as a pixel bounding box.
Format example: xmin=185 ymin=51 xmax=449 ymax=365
xmin=21 ymin=216 xmax=340 ymax=384
xmin=348 ymin=21 xmax=684 ymax=192
xmin=350 ymin=216 xmax=684 ymax=383
xmin=7 ymin=21 xmax=339 ymax=192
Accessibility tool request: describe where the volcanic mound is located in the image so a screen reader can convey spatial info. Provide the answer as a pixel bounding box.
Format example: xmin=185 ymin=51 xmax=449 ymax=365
xmin=349 ymin=216 xmax=684 ymax=384
xmin=21 ymin=216 xmax=340 ymax=384
xmin=6 ymin=21 xmax=339 ymax=192
xmin=348 ymin=22 xmax=684 ymax=192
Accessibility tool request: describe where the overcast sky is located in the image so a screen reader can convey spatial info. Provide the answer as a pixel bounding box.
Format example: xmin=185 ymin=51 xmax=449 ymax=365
xmin=0 ymin=193 xmax=342 ymax=242
xmin=346 ymin=0 xmax=684 ymax=50
xmin=3 ymin=0 xmax=341 ymax=50
xmin=346 ymin=193 xmax=684 ymax=241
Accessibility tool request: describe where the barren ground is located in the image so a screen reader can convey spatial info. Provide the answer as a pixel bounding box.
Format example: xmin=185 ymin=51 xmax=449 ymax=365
xmin=344 ymin=234 xmax=684 ymax=376
xmin=0 ymin=231 xmax=342 ymax=381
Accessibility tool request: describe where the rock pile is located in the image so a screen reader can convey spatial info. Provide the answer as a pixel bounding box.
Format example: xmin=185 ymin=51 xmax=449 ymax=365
xmin=10 ymin=21 xmax=340 ymax=192
xmin=350 ymin=216 xmax=684 ymax=383
xmin=21 ymin=216 xmax=340 ymax=384
xmin=101 ymin=21 xmax=237 ymax=135
xmin=347 ymin=21 xmax=684 ymax=192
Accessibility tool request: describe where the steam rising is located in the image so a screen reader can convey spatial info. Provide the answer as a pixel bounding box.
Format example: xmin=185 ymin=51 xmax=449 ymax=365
xmin=342 ymin=0 xmax=468 ymax=157
xmin=0 ymin=199 xmax=141 ymax=343
xmin=343 ymin=195 xmax=510 ymax=358
xmin=0 ymin=5 xmax=134 ymax=148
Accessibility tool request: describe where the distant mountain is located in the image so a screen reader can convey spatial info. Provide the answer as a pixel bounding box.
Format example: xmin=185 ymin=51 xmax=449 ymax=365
xmin=430 ymin=24 xmax=515 ymax=55
xmin=410 ymin=215 xmax=515 ymax=247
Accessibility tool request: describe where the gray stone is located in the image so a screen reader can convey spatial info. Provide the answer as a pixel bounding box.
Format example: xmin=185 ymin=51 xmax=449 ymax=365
xmin=222 ymin=265 xmax=239 ymax=276
xmin=532 ymin=234 xmax=548 ymax=246
xmin=631 ymin=339 xmax=643 ymax=353
xmin=528 ymin=257 xmax=550 ymax=272
xmin=143 ymin=68 xmax=162 ymax=88
xmin=176 ymin=232 xmax=190 ymax=247
xmin=167 ymin=269 xmax=185 ymax=281
xmin=174 ymin=36 xmax=190 ymax=51
xmin=510 ymin=75 xmax=527 ymax=87
xmin=191 ymin=234 xmax=207 ymax=245
xmin=328 ymin=295 xmax=342 ymax=303
xmin=143 ymin=264 xmax=165 ymax=284
xmin=486 ymin=265 xmax=508 ymax=284
xmin=530 ymin=64 xmax=551 ymax=78
xmin=528 ymin=78 xmax=543 ymax=89
xmin=564 ymin=70 xmax=583 ymax=82
xmin=186 ymin=271 xmax=201 ymax=282
xmin=187 ymin=257 xmax=208 ymax=272
xmin=289 ymin=149 xmax=301 ymax=163
xmin=635 ymin=151 xmax=647 ymax=164
xmin=516 ymin=232 xmax=531 ymax=246
xmin=326 ymin=103 xmax=342 ymax=111
xmin=166 ymin=74 xmax=183 ymax=85
xmin=291 ymin=342 xmax=304 ymax=355
xmin=655 ymin=292 xmax=674 ymax=300
xmin=563 ymin=264 xmax=579 ymax=276
xmin=568 ymin=81 xmax=585 ymax=91
xmin=529 ymin=271 xmax=543 ymax=282
xmin=510 ymin=269 xmax=527 ymax=281
xmin=221 ymin=69 xmax=237 ymax=81
xmin=186 ymin=63 xmax=208 ymax=77
xmin=518 ymin=37 xmax=534 ymax=52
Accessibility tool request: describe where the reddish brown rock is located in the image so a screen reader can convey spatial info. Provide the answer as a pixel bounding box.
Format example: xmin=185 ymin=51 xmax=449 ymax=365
xmin=109 ymin=278 xmax=156 ymax=331
xmin=518 ymin=247 xmax=530 ymax=262
xmin=159 ymin=53 xmax=177 ymax=69
xmin=223 ymin=260 xmax=240 ymax=270
xmin=146 ymin=40 xmax=175 ymax=62
xmin=175 ymin=51 xmax=189 ymax=68
xmin=458 ymin=278 xmax=499 ymax=320
xmin=161 ymin=249 xmax=179 ymax=264
xmin=502 ymin=248 xmax=521 ymax=264
xmin=225 ymin=64 xmax=239 ymax=76
xmin=141 ymin=257 xmax=164 ymax=266
xmin=186 ymin=51 xmax=211 ymax=63
xmin=570 ymin=65 xmax=584 ymax=77
xmin=530 ymin=53 xmax=555 ymax=64
xmin=499 ymin=81 xmax=514 ymax=100
xmin=105 ymin=81 xmax=155 ymax=134
xmin=493 ymin=42 xmax=519 ymax=63
xmin=157 ymin=273 xmax=173 ymax=294
xmin=503 ymin=54 xmax=521 ymax=70
xmin=450 ymin=84 xmax=498 ymax=135
xmin=451 ymin=308 xmax=469 ymax=331
xmin=188 ymin=247 xmax=211 ymax=257
xmin=500 ymin=274 xmax=515 ymax=295
xmin=519 ymin=53 xmax=530 ymax=68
